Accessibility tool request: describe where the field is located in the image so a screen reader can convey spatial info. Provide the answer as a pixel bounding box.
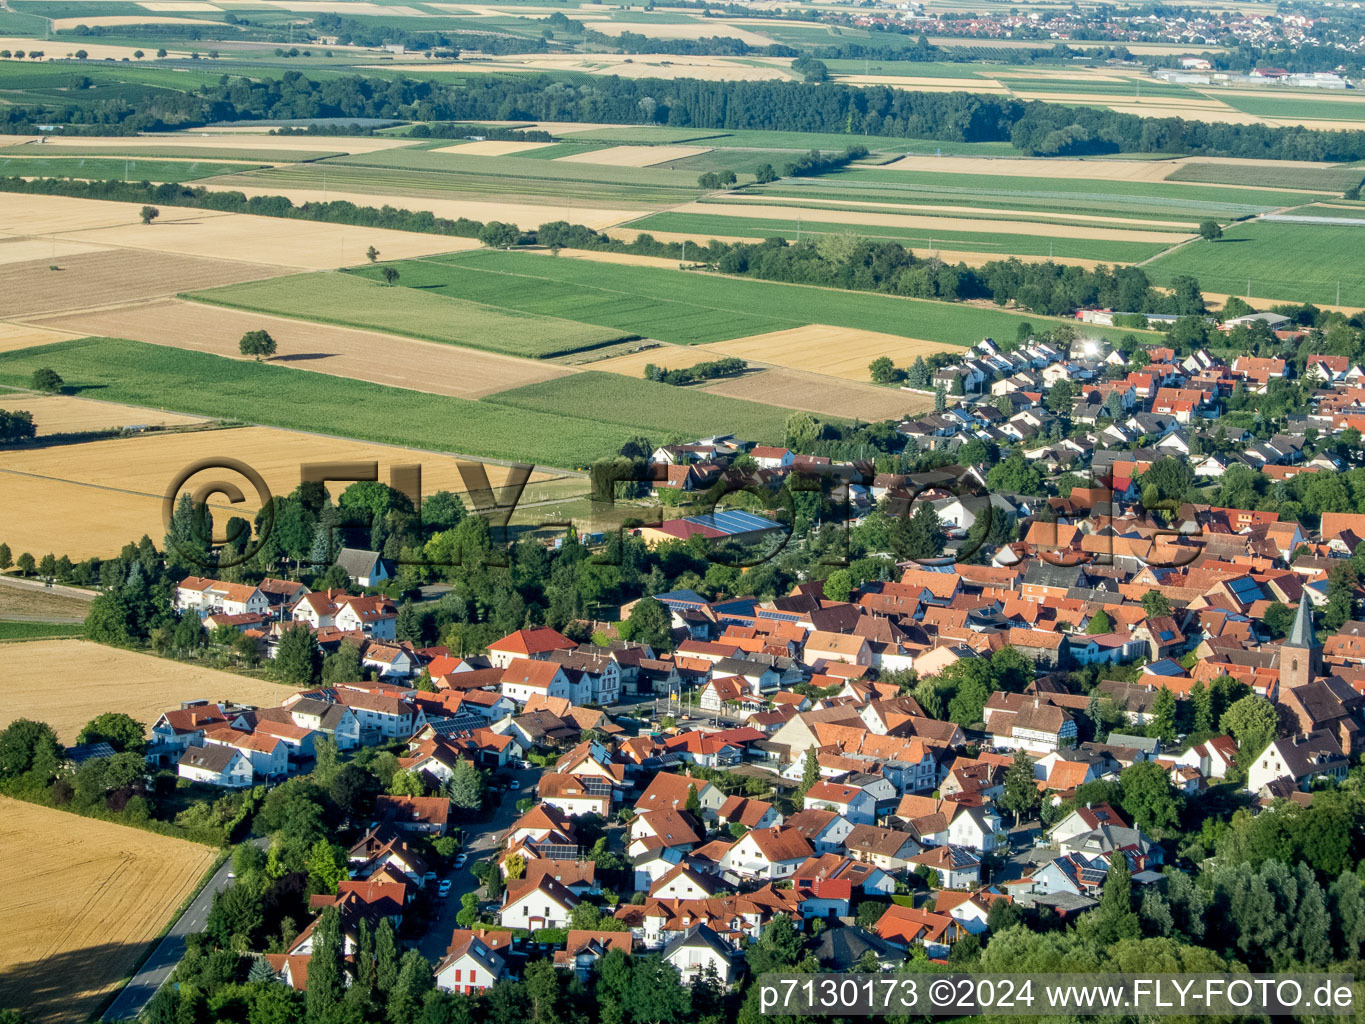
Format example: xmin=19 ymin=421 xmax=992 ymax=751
xmin=0 ymin=582 xmax=91 ymax=622
xmin=0 ymin=338 xmax=779 ymax=471
xmin=1143 ymin=220 xmax=1365 ymax=307
xmin=0 ymin=250 xmax=287 ymax=319
xmin=0 ymin=639 xmax=298 ymax=740
xmin=627 ymin=210 xmax=1179 ymax=263
xmin=188 ymin=271 xmax=630 ymax=359
xmin=0 ymin=621 xmax=85 ymax=640
xmin=27 ymin=298 xmax=574 ymax=400
xmin=0 ymin=322 xmax=77 ymax=353
xmin=0 ymin=795 xmax=217 ymax=1024
xmin=703 ymin=324 xmax=961 ymax=381
xmin=555 ymin=145 xmax=713 ymax=168
xmin=701 ymin=367 xmax=933 ymax=420
xmin=0 ymin=392 xmax=208 ymax=434
xmin=1165 ymin=161 xmax=1365 ymax=192
xmin=0 ymin=419 xmax=575 ymax=557
xmin=25 ymin=134 xmax=419 ymax=155
xmin=349 ymin=248 xmax=1154 ymax=349
xmin=0 ymin=155 xmax=263 ymax=182
xmin=483 ymin=371 xmax=791 ymax=439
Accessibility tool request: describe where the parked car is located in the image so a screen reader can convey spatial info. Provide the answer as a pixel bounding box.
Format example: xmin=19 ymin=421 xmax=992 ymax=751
xmin=437 ymin=879 xmax=453 ymax=897
xmin=423 ymin=871 xmax=438 ymax=884
xmin=509 ymin=780 xmax=521 ymax=790
xmin=454 ymin=853 xmax=468 ymax=869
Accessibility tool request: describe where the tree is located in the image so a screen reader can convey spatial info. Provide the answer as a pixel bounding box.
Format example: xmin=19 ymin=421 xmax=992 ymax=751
xmin=388 ymin=949 xmax=435 ymax=1024
xmin=381 ymin=267 xmax=400 ymax=286
xmin=1140 ymin=590 xmax=1172 ymax=619
xmin=754 ymin=162 xmax=777 ymax=184
xmin=1221 ymin=694 xmax=1279 ymax=759
xmin=684 ymin=783 xmax=702 ymax=817
xmin=1199 ymin=219 xmax=1223 ymax=241
xmin=1094 ymin=851 xmax=1140 ymax=944
xmin=478 ymin=221 xmax=520 ymax=249
xmin=0 ymin=718 xmax=60 ymax=781
xmin=1119 ymin=760 xmax=1182 ymax=834
xmin=1262 ymin=601 xmax=1295 ymax=639
xmin=0 ymin=544 xmax=9 ymax=571
xmin=29 ymin=368 xmax=62 ymax=394
xmin=238 ymin=330 xmax=277 ymax=361
xmin=77 ymin=712 xmax=145 ymax=753
xmin=366 ymin=246 xmax=380 ymax=263
xmin=446 ymin=758 xmax=484 ymax=810
xmin=869 ymin=356 xmax=900 ymax=385
xmin=822 ymin=568 xmax=853 ymax=603
xmin=140 ymin=205 xmax=160 ymax=225
xmin=375 ymin=919 xmax=399 ymax=996
xmin=899 ymin=503 xmax=945 ymax=561
xmin=1149 ymin=686 xmax=1178 ymax=743
xmin=1086 ymin=609 xmax=1112 ymax=635
xmin=274 ymin=624 xmax=321 ymax=685
xmin=305 ymin=907 xmax=344 ymax=1022
xmin=620 ymin=596 xmax=670 ymax=650
xmin=322 ymin=639 xmax=364 ymax=684
xmin=1000 ymin=749 xmax=1040 ymax=824
xmin=934 ymin=381 xmax=946 ymax=412
xmin=15 ymin=552 xmax=35 ymax=576
xmin=797 ymin=746 xmax=819 ymax=798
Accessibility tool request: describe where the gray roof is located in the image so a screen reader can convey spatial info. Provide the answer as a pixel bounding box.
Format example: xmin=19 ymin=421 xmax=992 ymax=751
xmin=1286 ymin=590 xmax=1317 ymax=650
xmin=179 ymin=744 xmax=240 ymax=772
xmin=662 ymin=923 xmax=731 ymax=961
xmin=336 ymin=547 xmax=383 ymax=579
xmin=814 ymin=925 xmax=904 ymax=969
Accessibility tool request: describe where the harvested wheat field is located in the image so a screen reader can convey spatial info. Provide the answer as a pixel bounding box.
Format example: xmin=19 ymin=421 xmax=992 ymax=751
xmin=0 ymin=251 xmax=287 ymax=319
xmin=435 ymin=140 xmax=556 ymax=157
xmin=0 ymin=580 xmax=91 ymax=622
xmin=195 ymin=183 xmax=647 ymax=231
xmin=0 ymin=426 xmax=556 ymax=558
xmin=0 ymin=640 xmax=296 ymax=740
xmin=0 ymin=236 xmax=109 ymax=266
xmin=54 ymin=206 xmax=474 ymax=271
xmin=0 ymin=393 xmax=207 ymax=435
xmin=675 ymin=201 xmax=1187 ymax=243
xmin=0 ymin=796 xmax=216 ymax=1024
xmin=0 ymin=321 xmax=77 ymax=353
xmin=706 ymin=324 xmax=960 ymax=381
xmin=49 ymin=13 xmax=222 ymax=27
xmin=703 ymin=367 xmax=933 ymax=420
xmin=32 ymin=298 xmax=573 ymax=400
xmin=0 ymin=193 xmax=213 ymax=235
xmin=0 ymin=36 xmax=187 ymax=60
xmin=555 ymin=144 xmax=712 ymax=167
xmin=882 ymin=155 xmax=1189 ymax=181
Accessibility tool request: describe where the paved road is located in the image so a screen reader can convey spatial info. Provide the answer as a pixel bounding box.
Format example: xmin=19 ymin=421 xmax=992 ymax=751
xmin=418 ymin=766 xmax=540 ymax=963
xmin=103 ymin=842 xmax=262 ymax=1021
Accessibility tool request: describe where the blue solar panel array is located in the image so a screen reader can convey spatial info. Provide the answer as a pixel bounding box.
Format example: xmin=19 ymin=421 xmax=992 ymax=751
xmin=681 ymin=508 xmax=777 ymax=536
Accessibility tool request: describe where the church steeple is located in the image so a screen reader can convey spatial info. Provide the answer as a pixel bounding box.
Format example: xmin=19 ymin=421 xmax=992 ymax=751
xmin=1280 ymin=590 xmax=1321 ymax=689
xmin=1286 ymin=590 xmax=1317 ymax=650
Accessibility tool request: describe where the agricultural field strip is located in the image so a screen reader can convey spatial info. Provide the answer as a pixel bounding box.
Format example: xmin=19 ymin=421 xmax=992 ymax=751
xmin=314 ymin=146 xmax=705 ymax=187
xmin=625 ymin=212 xmax=1172 ymax=263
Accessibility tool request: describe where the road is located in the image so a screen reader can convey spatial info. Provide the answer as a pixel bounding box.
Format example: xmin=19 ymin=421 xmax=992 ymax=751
xmin=417 ymin=765 xmax=540 ymax=962
xmin=103 ymin=841 xmax=263 ymax=1021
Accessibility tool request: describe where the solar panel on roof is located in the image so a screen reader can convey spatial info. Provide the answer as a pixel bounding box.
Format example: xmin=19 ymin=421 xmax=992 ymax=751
xmin=681 ymin=509 xmax=777 ymax=536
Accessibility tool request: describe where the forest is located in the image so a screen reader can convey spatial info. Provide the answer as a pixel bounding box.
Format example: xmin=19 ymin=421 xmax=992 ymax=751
xmin=5 ymin=71 xmax=1365 ymax=161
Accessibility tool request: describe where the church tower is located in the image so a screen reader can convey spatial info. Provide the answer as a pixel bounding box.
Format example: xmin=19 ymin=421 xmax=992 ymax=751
xmin=1279 ymin=590 xmax=1321 ymax=690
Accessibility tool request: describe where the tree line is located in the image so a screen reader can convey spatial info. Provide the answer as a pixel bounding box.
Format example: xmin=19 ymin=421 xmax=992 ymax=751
xmin=7 ymin=70 xmax=1365 ymax=161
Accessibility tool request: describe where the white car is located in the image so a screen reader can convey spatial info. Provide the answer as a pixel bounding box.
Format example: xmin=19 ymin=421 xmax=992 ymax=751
xmin=509 ymin=780 xmax=521 ymax=790
xmin=437 ymin=880 xmax=453 ymax=897
xmin=454 ymin=853 xmax=468 ymax=868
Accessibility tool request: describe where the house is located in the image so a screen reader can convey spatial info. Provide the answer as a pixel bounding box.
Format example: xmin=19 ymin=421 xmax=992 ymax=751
xmin=874 ymin=904 xmax=965 ymax=958
xmin=649 ymin=864 xmax=719 ymax=901
xmin=721 ymin=827 xmax=814 ymax=880
xmin=435 ymin=931 xmax=506 ymax=995
xmin=783 ymin=809 xmax=855 ymax=854
xmin=203 ymin=725 xmax=289 ymax=780
xmin=537 ymin=773 xmax=612 ymax=818
xmin=636 ymin=772 xmax=725 ymax=820
xmin=500 ymin=877 xmax=579 ymax=930
xmin=278 ymin=696 xmax=362 ymax=750
xmin=1246 ymin=730 xmax=1349 ymax=794
xmin=802 ymin=781 xmax=878 ymax=825
xmin=335 ymin=547 xmax=390 ymax=588
xmin=1172 ymin=737 xmax=1238 ymax=780
xmin=717 ymin=795 xmax=780 ymax=832
xmin=1031 ymin=853 xmax=1109 ymax=896
xmin=1047 ymin=802 xmax=1128 ymax=845
xmin=373 ymin=794 xmax=451 ymax=836
xmin=488 ymin=627 xmax=577 ymax=669
xmin=908 ymin=845 xmax=981 ymax=890
xmin=500 ymin=659 xmax=572 ymax=704
xmin=177 ymin=744 xmax=253 ymax=788
xmin=663 ymin=924 xmax=735 ymax=987
xmin=174 ymin=577 xmax=270 ymax=619
xmin=554 ymin=931 xmax=634 ymax=981
xmin=334 ymin=596 xmax=398 ymax=639
xmin=933 ymin=890 xmax=1009 ymax=936
xmin=843 ymin=824 xmax=921 ymax=870
xmin=987 ymin=699 xmax=1077 ymax=754
xmin=803 ymin=631 xmax=872 ymax=668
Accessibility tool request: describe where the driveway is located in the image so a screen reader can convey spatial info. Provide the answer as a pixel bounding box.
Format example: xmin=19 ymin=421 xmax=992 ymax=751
xmin=417 ymin=765 xmax=540 ymax=962
xmin=103 ymin=840 xmax=266 ymax=1020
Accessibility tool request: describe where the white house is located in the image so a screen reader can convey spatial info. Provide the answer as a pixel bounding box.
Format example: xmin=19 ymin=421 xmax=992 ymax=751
xmin=174 ymin=577 xmax=269 ymax=619
xmin=500 ymin=659 xmax=572 ymax=704
xmin=720 ymin=827 xmax=813 ymax=880
xmin=662 ymin=925 xmax=735 ymax=987
xmin=203 ymin=727 xmax=289 ymax=779
xmin=334 ymin=596 xmax=398 ymax=640
xmin=435 ymin=933 xmax=506 ymax=995
xmin=177 ymin=744 xmax=253 ymax=788
xmin=501 ymin=877 xmax=579 ymax=930
xmin=1246 ymin=731 xmax=1349 ymax=794
xmin=802 ymin=781 xmax=878 ymax=825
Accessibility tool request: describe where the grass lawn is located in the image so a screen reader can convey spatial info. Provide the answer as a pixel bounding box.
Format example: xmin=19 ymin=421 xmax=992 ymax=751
xmin=1143 ymin=220 xmax=1365 ymax=306
xmin=0 ymin=338 xmax=786 ymax=467
xmin=382 ymin=248 xmax=1157 ymax=348
xmin=187 ymin=271 xmax=630 ymax=359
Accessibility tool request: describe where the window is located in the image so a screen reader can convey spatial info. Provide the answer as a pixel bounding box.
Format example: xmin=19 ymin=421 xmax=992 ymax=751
xmin=454 ymin=970 xmax=462 ymax=982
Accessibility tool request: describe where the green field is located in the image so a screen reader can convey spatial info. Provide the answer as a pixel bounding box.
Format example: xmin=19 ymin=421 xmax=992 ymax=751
xmin=1218 ymin=93 xmax=1365 ymax=122
xmin=359 ymin=248 xmax=1155 ymax=348
xmin=0 ymin=338 xmax=782 ymax=467
xmin=484 ymin=372 xmax=792 ymax=439
xmin=1165 ymin=161 xmax=1364 ymax=193
xmin=0 ymin=621 xmax=86 ymax=641
xmin=627 ymin=210 xmax=1173 ymax=263
xmin=1143 ymin=219 xmax=1365 ymax=306
xmin=0 ymin=141 xmax=338 ymax=162
xmin=0 ymin=155 xmax=263 ymax=182
xmin=187 ymin=271 xmax=630 ymax=359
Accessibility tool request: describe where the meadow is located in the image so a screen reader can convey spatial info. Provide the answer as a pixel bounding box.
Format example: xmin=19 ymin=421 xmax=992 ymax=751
xmin=0 ymin=338 xmax=782 ymax=465
xmin=1165 ymin=161 xmax=1363 ymax=192
xmin=1143 ymin=220 xmax=1365 ymax=307
xmin=625 ymin=210 xmax=1174 ymax=263
xmin=0 ymin=621 xmax=84 ymax=641
xmin=362 ymin=248 xmax=1155 ymax=348
xmin=0 ymin=795 xmax=217 ymax=1024
xmin=187 ymin=271 xmax=630 ymax=358
xmin=0 ymin=155 xmax=263 ymax=181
